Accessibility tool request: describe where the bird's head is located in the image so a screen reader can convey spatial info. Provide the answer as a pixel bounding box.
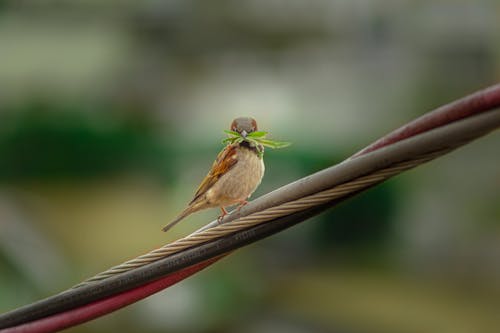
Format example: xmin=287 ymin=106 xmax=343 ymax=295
xmin=230 ymin=117 xmax=258 ymax=138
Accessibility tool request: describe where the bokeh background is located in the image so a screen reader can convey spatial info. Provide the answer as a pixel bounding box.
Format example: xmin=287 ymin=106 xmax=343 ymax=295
xmin=1 ymin=1 xmax=499 ymax=332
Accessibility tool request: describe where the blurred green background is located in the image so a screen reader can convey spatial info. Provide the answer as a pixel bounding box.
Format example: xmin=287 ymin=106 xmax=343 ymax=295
xmin=0 ymin=1 xmax=499 ymax=332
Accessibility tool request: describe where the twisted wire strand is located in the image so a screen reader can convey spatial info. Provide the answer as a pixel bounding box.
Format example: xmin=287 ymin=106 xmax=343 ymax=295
xmin=75 ymin=148 xmax=446 ymax=287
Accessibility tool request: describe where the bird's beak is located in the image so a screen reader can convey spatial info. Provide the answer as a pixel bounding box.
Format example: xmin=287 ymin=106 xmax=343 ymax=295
xmin=241 ymin=130 xmax=248 ymax=138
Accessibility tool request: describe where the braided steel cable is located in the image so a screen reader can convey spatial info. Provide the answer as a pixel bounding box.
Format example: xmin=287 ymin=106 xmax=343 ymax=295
xmin=70 ymin=107 xmax=499 ymax=287
xmin=75 ymin=104 xmax=500 ymax=287
xmin=76 ymin=152 xmax=443 ymax=286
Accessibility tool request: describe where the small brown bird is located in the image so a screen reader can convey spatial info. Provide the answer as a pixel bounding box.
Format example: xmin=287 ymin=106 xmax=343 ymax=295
xmin=162 ymin=117 xmax=265 ymax=232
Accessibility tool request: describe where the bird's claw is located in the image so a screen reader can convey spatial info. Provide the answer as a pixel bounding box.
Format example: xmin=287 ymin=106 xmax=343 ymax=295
xmin=236 ymin=200 xmax=249 ymax=212
xmin=217 ymin=207 xmax=229 ymax=224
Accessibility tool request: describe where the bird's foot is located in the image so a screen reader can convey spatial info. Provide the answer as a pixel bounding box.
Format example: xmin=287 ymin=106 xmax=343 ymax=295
xmin=217 ymin=207 xmax=229 ymax=224
xmin=236 ymin=200 xmax=249 ymax=212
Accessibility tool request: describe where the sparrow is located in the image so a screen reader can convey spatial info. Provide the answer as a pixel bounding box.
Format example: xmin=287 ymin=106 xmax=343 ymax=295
xmin=162 ymin=117 xmax=265 ymax=232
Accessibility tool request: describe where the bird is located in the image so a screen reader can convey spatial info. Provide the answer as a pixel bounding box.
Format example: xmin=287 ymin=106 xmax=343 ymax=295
xmin=162 ymin=117 xmax=265 ymax=232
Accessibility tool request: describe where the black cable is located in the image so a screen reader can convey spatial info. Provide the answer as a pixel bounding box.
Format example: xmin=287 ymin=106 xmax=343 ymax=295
xmin=0 ymin=196 xmax=348 ymax=329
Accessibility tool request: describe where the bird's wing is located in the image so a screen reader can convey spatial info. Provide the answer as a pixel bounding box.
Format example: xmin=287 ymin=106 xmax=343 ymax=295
xmin=190 ymin=144 xmax=238 ymax=203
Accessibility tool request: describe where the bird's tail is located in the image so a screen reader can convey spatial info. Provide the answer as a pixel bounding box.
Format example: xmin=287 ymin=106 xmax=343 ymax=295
xmin=162 ymin=197 xmax=210 ymax=231
xmin=162 ymin=207 xmax=193 ymax=232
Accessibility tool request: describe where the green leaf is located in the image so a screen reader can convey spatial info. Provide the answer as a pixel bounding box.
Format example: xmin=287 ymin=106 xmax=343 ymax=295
xmin=244 ymin=137 xmax=259 ymax=145
xmin=224 ymin=130 xmax=241 ymax=137
xmin=257 ymin=138 xmax=292 ymax=149
xmin=222 ymin=136 xmax=244 ymax=145
xmin=247 ymin=131 xmax=268 ymax=138
xmin=222 ymin=129 xmax=291 ymax=150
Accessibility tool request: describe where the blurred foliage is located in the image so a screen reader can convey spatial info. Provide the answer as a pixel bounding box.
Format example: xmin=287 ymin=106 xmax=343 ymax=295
xmin=0 ymin=0 xmax=499 ymax=332
xmin=0 ymin=102 xmax=171 ymax=183
xmin=0 ymin=252 xmax=35 ymax=309
xmin=314 ymin=182 xmax=397 ymax=254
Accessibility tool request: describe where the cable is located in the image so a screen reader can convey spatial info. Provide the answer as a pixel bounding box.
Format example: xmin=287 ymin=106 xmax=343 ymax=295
xmin=1 ymin=108 xmax=498 ymax=331
xmin=74 ymin=108 xmax=500 ymax=285
xmin=76 ymin=153 xmax=438 ymax=285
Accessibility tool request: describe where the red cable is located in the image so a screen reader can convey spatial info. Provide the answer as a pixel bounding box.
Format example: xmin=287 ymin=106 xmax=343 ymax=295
xmin=1 ymin=258 xmax=221 ymax=333
xmin=352 ymin=83 xmax=500 ymax=157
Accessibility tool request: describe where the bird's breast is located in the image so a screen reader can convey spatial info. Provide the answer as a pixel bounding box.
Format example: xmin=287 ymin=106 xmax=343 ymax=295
xmin=207 ymin=147 xmax=264 ymax=205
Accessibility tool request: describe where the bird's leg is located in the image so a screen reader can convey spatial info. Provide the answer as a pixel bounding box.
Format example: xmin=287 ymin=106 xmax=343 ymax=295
xmin=236 ymin=200 xmax=249 ymax=212
xmin=217 ymin=207 xmax=229 ymax=224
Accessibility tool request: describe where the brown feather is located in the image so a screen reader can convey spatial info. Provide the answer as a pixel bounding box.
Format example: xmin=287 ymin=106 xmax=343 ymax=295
xmin=190 ymin=144 xmax=238 ymax=203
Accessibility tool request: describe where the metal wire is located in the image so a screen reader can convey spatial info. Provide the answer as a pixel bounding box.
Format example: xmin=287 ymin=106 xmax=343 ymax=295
xmin=62 ymin=107 xmax=499 ymax=288
xmin=75 ymin=149 xmax=446 ymax=287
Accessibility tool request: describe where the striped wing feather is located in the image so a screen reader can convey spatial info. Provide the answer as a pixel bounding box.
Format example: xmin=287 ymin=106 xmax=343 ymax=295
xmin=190 ymin=144 xmax=238 ymax=203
